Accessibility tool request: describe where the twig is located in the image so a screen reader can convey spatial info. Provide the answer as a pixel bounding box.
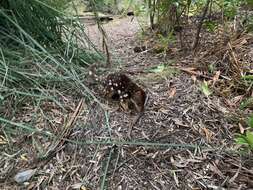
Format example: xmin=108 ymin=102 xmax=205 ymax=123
xmin=89 ymin=0 xmax=111 ymax=67
xmin=192 ymin=0 xmax=211 ymax=50
xmin=228 ymin=42 xmax=241 ymax=76
xmin=174 ymin=66 xmax=213 ymax=80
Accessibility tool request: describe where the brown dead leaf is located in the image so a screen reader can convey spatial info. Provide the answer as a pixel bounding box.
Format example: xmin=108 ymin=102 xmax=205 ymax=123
xmin=232 ymin=95 xmax=244 ymax=105
xmin=53 ymin=117 xmax=63 ymax=124
xmin=225 ymin=95 xmax=243 ymax=108
xmin=238 ymin=123 xmax=245 ymax=134
xmin=212 ymin=70 xmax=220 ymax=86
xmin=202 ymin=127 xmax=213 ymax=142
xmin=168 ymin=87 xmax=176 ymax=98
xmin=0 ymin=135 xmax=7 ymax=145
xmin=177 ymin=67 xmax=212 ymax=79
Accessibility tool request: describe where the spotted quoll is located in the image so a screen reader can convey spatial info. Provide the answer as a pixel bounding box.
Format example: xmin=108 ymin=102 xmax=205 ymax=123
xmin=88 ymin=67 xmax=146 ymax=113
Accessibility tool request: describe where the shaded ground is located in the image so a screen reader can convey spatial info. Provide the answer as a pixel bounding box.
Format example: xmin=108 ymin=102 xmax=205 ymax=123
xmin=1 ymin=16 xmax=252 ymax=189
xmin=77 ymin=17 xmax=253 ymax=189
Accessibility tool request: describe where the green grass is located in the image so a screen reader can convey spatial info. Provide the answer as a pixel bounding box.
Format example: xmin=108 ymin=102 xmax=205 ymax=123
xmin=0 ymin=0 xmax=105 ymax=139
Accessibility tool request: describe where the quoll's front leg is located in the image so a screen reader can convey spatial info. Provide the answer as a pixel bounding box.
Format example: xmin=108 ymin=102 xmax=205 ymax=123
xmin=127 ymin=89 xmax=147 ymax=138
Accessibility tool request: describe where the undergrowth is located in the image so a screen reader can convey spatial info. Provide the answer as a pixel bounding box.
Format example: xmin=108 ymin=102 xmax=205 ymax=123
xmin=0 ymin=0 xmax=104 ymax=138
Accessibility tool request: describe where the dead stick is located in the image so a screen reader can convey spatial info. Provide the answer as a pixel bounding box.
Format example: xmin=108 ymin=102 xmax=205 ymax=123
xmin=192 ymin=0 xmax=211 ymax=50
xmin=174 ymin=67 xmax=213 ymax=79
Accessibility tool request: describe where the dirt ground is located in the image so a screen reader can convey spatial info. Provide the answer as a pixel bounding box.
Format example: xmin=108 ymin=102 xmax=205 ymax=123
xmin=77 ymin=17 xmax=253 ymax=189
xmin=1 ymin=16 xmax=253 ymax=190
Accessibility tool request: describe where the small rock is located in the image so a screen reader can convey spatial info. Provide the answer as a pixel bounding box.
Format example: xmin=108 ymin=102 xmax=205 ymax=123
xmin=14 ymin=169 xmax=36 ymax=183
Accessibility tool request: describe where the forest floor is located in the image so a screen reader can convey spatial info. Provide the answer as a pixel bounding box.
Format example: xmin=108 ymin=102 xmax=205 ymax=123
xmin=80 ymin=16 xmax=253 ymax=190
xmin=1 ymin=16 xmax=253 ymax=190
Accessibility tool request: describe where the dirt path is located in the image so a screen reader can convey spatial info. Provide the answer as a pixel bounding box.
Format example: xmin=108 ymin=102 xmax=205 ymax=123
xmin=78 ymin=17 xmax=253 ymax=189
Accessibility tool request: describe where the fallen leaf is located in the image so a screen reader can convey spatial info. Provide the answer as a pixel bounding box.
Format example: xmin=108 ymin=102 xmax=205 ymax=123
xmin=71 ymin=183 xmax=89 ymax=190
xmin=212 ymin=70 xmax=220 ymax=86
xmin=53 ymin=117 xmax=63 ymax=124
xmin=200 ymin=81 xmax=212 ymax=96
xmin=231 ymin=95 xmax=243 ymax=105
xmin=238 ymin=123 xmax=245 ymax=134
xmin=168 ymin=87 xmax=176 ymax=98
xmin=0 ymin=135 xmax=7 ymax=145
xmin=149 ymin=64 xmax=166 ymax=73
xmin=202 ymin=127 xmax=213 ymax=142
xmin=20 ymin=154 xmax=28 ymax=161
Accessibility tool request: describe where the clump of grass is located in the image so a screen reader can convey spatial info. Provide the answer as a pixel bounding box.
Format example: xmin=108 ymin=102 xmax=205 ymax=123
xmin=0 ymin=0 xmax=104 ymax=137
xmin=235 ymin=115 xmax=253 ymax=152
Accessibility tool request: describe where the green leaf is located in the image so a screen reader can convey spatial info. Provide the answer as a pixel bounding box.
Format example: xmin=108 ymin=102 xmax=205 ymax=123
xmin=241 ymin=75 xmax=253 ymax=80
xmin=149 ymin=64 xmax=166 ymax=73
xmin=240 ymin=97 xmax=253 ymax=110
xmin=248 ymin=115 xmax=253 ymax=128
xmin=235 ymin=136 xmax=247 ymax=145
xmin=246 ymin=131 xmax=253 ymax=149
xmin=0 ymin=94 xmax=4 ymax=101
xmin=200 ymin=81 xmax=212 ymax=96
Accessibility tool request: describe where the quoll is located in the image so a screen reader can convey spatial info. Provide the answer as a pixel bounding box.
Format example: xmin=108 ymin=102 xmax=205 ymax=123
xmin=103 ymin=73 xmax=146 ymax=113
xmin=89 ymin=66 xmax=146 ymax=113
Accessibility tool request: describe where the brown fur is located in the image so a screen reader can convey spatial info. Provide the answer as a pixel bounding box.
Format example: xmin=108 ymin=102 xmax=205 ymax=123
xmin=88 ymin=66 xmax=146 ymax=113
